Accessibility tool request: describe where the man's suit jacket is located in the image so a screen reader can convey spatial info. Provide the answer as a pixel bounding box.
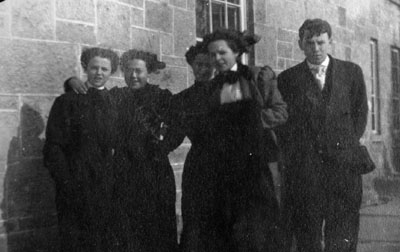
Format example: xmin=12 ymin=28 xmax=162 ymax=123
xmin=276 ymin=55 xmax=368 ymax=174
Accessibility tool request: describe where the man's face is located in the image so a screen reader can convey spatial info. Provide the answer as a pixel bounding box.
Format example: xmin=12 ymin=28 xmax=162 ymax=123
xmin=124 ymin=59 xmax=148 ymax=89
xmin=191 ymin=53 xmax=214 ymax=82
xmin=298 ymin=31 xmax=331 ymax=65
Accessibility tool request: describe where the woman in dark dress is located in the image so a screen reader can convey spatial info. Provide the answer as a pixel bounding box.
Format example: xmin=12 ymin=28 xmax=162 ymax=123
xmin=65 ymin=49 xmax=183 ymax=252
xmin=174 ymin=30 xmax=288 ymax=252
xmin=43 ymin=47 xmax=121 ymax=251
xmin=114 ymin=49 xmax=183 ymax=252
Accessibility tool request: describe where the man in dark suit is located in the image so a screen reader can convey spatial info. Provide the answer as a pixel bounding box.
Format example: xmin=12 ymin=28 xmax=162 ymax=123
xmin=276 ymin=19 xmax=368 ymax=252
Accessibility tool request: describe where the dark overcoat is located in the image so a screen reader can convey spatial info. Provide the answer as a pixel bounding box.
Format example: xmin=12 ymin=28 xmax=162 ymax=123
xmin=276 ymin=55 xmax=368 ymax=252
xmin=173 ymin=63 xmax=288 ymax=252
xmin=112 ymin=84 xmax=184 ymax=252
xmin=44 ymin=84 xmax=183 ymax=252
xmin=43 ymin=88 xmax=120 ymax=251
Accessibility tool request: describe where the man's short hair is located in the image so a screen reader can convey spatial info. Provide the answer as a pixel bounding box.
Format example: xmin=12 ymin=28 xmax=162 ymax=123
xmin=299 ymin=19 xmax=332 ymax=41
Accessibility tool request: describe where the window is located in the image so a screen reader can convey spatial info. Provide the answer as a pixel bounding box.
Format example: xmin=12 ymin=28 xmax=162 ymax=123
xmin=196 ymin=0 xmax=245 ymax=39
xmin=392 ymin=47 xmax=400 ymax=131
xmin=370 ymin=39 xmax=381 ymax=134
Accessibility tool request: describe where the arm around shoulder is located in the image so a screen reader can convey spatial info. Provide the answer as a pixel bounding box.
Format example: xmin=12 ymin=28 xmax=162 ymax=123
xmin=257 ymin=66 xmax=288 ymax=129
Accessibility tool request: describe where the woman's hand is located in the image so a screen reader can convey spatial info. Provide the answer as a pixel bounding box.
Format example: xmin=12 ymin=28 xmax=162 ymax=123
xmin=68 ymin=77 xmax=88 ymax=94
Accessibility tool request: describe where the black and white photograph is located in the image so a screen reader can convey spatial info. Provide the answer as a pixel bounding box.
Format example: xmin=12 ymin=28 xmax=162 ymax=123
xmin=0 ymin=0 xmax=399 ymax=251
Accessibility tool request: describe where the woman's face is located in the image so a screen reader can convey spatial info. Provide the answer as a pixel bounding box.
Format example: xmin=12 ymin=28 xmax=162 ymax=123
xmin=85 ymin=56 xmax=112 ymax=88
xmin=191 ymin=53 xmax=214 ymax=82
xmin=124 ymin=59 xmax=148 ymax=89
xmin=207 ymin=39 xmax=239 ymax=72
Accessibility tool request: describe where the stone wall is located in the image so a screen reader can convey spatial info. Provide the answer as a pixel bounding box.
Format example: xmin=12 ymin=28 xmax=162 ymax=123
xmin=0 ymin=0 xmax=195 ymax=250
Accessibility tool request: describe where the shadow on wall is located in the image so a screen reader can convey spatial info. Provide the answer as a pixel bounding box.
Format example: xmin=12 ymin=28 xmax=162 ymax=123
xmin=2 ymin=104 xmax=59 ymax=252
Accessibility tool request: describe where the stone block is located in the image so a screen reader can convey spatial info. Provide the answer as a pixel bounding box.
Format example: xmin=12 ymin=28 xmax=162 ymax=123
xmin=335 ymin=27 xmax=353 ymax=46
xmin=345 ymin=46 xmax=352 ymax=61
xmin=277 ymin=41 xmax=293 ymax=58
xmin=338 ymin=6 xmax=347 ymax=27
xmin=266 ymin=0 xmax=304 ymax=30
xmin=162 ymin=56 xmax=187 ymax=67
xmin=151 ymin=67 xmax=188 ymax=94
xmin=56 ymin=0 xmax=95 ymax=23
xmin=171 ymin=0 xmax=186 ymax=9
xmin=131 ymin=7 xmax=144 ymax=27
xmin=255 ymin=24 xmax=277 ymax=68
xmin=97 ymin=1 xmax=130 ymax=50
xmin=118 ymin=0 xmax=144 ymax=7
xmin=0 ymin=13 xmax=10 ymax=37
xmin=187 ymin=0 xmax=195 ymax=11
xmin=0 ymin=112 xmax=18 ymax=162
xmin=254 ymin=0 xmax=267 ymax=24
xmin=324 ymin=4 xmax=338 ymax=26
xmin=161 ymin=33 xmax=174 ymax=56
xmin=56 ymin=21 xmax=96 ymax=45
xmin=131 ymin=27 xmax=160 ymax=55
xmin=277 ymin=57 xmax=285 ymax=70
xmin=0 ymin=1 xmax=10 ymax=12
xmin=303 ymin=1 xmax=326 ymax=20
xmin=357 ymin=243 xmax=400 ymax=252
xmin=12 ymin=0 xmax=54 ymax=40
xmin=145 ymin=1 xmax=173 ymax=33
xmin=0 ymin=38 xmax=78 ymax=94
xmin=174 ymin=8 xmax=196 ymax=56
xmin=0 ymin=96 xmax=18 ymax=110
xmin=278 ymin=28 xmax=296 ymax=43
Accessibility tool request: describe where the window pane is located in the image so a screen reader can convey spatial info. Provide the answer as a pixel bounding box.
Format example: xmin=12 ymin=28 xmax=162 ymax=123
xmin=377 ymin=97 xmax=381 ymax=133
xmin=228 ymin=0 xmax=240 ymax=4
xmin=212 ymin=2 xmax=225 ymax=31
xmin=392 ymin=50 xmax=399 ymax=67
xmin=227 ymin=5 xmax=241 ymax=31
xmin=394 ymin=99 xmax=400 ymax=129
xmin=372 ymin=114 xmax=376 ymax=131
xmin=371 ymin=97 xmax=375 ymax=113
xmin=196 ymin=0 xmax=210 ymax=38
xmin=393 ymin=67 xmax=399 ymax=94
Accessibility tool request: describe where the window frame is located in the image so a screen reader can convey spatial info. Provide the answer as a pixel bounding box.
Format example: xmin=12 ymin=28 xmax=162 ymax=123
xmin=391 ymin=47 xmax=400 ymax=132
xmin=195 ymin=0 xmax=247 ymax=41
xmin=370 ymin=39 xmax=381 ymax=134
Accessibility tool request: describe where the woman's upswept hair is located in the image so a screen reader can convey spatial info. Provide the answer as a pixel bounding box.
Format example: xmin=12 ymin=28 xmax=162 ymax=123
xmin=185 ymin=41 xmax=209 ymax=66
xmin=80 ymin=47 xmax=119 ymax=74
xmin=120 ymin=49 xmax=166 ymax=73
xmin=202 ymin=28 xmax=261 ymax=55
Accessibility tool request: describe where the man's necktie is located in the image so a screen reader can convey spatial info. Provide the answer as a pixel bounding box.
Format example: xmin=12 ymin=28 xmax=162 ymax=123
xmin=310 ymin=65 xmax=326 ymax=90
